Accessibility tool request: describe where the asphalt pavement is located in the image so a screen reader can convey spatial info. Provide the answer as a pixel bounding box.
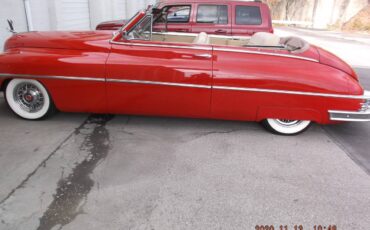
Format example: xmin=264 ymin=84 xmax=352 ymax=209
xmin=1 ymin=28 xmax=370 ymax=230
xmin=276 ymin=27 xmax=370 ymax=175
xmin=323 ymin=67 xmax=370 ymax=175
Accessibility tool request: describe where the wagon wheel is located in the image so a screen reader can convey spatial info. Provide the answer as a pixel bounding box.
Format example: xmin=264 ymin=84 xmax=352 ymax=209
xmin=262 ymin=119 xmax=312 ymax=135
xmin=5 ymin=79 xmax=56 ymax=120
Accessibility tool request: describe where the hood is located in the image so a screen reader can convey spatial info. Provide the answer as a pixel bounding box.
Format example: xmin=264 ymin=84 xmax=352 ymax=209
xmin=316 ymin=47 xmax=358 ymax=81
xmin=4 ymin=31 xmax=113 ymax=52
xmin=96 ymin=20 xmax=127 ymax=30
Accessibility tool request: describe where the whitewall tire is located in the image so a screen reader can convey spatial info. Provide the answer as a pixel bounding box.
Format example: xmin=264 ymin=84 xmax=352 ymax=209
xmin=5 ymin=79 xmax=55 ymax=120
xmin=262 ymin=119 xmax=312 ymax=135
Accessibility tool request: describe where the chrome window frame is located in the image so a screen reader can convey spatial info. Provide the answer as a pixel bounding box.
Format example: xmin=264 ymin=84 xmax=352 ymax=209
xmin=124 ymin=14 xmax=153 ymax=41
xmin=157 ymin=4 xmax=192 ymax=24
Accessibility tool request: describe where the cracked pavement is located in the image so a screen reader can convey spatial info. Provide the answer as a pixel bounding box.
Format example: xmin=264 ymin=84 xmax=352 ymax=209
xmin=1 ymin=103 xmax=370 ymax=229
xmin=1 ymin=28 xmax=370 ymax=229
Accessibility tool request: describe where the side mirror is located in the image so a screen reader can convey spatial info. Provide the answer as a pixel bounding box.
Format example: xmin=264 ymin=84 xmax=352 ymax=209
xmin=112 ymin=30 xmax=120 ymax=37
xmin=7 ymin=19 xmax=16 ymax=34
xmin=152 ymin=8 xmax=162 ymax=15
xmin=121 ymin=30 xmax=128 ymax=39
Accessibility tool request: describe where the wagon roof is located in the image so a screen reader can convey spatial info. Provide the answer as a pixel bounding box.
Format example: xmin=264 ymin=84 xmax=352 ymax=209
xmin=159 ymin=0 xmax=266 ymax=5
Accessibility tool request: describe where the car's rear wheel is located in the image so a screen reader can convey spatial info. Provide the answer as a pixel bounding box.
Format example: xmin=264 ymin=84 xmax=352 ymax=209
xmin=5 ymin=79 xmax=55 ymax=120
xmin=262 ymin=119 xmax=311 ymax=135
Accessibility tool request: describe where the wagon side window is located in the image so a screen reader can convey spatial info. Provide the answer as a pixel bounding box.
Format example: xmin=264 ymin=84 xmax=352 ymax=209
xmin=235 ymin=5 xmax=262 ymax=25
xmin=156 ymin=5 xmax=191 ymax=23
xmin=196 ymin=5 xmax=228 ymax=24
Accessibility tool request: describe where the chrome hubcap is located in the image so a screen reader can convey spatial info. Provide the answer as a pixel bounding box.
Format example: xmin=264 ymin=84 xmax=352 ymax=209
xmin=13 ymin=83 xmax=44 ymax=113
xmin=275 ymin=119 xmax=302 ymax=127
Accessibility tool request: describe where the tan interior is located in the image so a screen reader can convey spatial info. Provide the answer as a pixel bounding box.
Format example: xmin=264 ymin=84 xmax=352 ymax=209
xmin=150 ymin=32 xmax=310 ymax=53
xmin=152 ymin=33 xmax=251 ymax=47
xmin=152 ymin=34 xmax=194 ymax=43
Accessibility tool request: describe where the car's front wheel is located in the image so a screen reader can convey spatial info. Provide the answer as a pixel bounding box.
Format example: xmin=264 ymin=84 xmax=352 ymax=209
xmin=5 ymin=79 xmax=56 ymax=120
xmin=262 ymin=119 xmax=312 ymax=135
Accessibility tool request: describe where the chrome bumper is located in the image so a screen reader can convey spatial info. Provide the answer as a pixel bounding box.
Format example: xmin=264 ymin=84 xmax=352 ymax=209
xmin=329 ymin=90 xmax=370 ymax=122
xmin=329 ymin=109 xmax=370 ymax=122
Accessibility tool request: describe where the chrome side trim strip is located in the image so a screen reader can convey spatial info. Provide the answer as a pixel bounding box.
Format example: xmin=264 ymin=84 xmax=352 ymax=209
xmin=214 ymin=86 xmax=370 ymax=100
xmin=0 ymin=73 xmax=105 ymax=82
xmin=1 ymin=73 xmax=368 ymax=100
xmin=107 ymin=78 xmax=211 ymax=89
xmin=110 ymin=40 xmax=212 ymax=51
xmin=214 ymin=48 xmax=319 ymax=63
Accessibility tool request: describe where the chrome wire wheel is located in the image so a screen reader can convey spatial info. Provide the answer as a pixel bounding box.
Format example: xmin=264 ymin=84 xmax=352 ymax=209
xmin=275 ymin=119 xmax=304 ymax=127
xmin=13 ymin=82 xmax=45 ymax=113
xmin=5 ymin=79 xmax=54 ymax=120
xmin=263 ymin=119 xmax=312 ymax=135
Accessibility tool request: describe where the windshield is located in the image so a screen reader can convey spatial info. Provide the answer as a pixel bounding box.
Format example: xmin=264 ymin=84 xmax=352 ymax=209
xmin=121 ymin=3 xmax=160 ymax=32
xmin=121 ymin=3 xmax=170 ymax=40
xmin=126 ymin=15 xmax=153 ymax=40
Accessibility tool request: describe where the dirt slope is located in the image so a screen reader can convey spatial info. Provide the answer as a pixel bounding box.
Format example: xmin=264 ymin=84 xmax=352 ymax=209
xmin=342 ymin=5 xmax=370 ymax=32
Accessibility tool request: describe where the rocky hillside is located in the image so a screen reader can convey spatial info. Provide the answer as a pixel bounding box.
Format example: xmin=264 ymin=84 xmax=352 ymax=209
xmin=264 ymin=0 xmax=369 ymax=30
xmin=264 ymin=0 xmax=313 ymax=22
xmin=342 ymin=5 xmax=370 ymax=32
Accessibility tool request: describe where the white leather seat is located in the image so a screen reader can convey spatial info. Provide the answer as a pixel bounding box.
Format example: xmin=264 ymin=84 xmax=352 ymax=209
xmin=192 ymin=32 xmax=210 ymax=45
xmin=248 ymin=32 xmax=280 ymax=47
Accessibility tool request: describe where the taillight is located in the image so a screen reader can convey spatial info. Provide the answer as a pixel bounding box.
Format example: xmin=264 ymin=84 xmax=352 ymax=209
xmin=360 ymin=98 xmax=370 ymax=111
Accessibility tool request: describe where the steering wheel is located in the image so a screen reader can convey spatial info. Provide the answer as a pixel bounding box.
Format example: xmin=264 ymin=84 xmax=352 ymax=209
xmin=132 ymin=30 xmax=143 ymax=39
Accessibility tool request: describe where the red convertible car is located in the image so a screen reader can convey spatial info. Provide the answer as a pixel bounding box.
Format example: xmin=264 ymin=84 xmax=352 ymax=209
xmin=0 ymin=8 xmax=369 ymax=135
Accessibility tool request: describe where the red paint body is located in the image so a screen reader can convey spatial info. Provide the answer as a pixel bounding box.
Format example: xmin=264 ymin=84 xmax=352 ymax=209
xmin=96 ymin=0 xmax=274 ymax=36
xmin=0 ymin=11 xmax=365 ymax=125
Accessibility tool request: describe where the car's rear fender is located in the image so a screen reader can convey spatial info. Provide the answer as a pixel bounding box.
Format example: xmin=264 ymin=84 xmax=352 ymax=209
xmin=257 ymin=107 xmax=323 ymax=123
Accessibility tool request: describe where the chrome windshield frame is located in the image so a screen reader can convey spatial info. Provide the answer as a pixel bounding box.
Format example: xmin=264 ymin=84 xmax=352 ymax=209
xmin=124 ymin=14 xmax=153 ymax=41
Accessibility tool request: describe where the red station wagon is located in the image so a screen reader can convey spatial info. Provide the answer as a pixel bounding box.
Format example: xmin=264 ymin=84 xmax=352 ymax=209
xmin=96 ymin=0 xmax=274 ymax=36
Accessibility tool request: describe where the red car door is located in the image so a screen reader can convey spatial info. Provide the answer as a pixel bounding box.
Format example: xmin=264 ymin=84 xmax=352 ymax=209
xmin=191 ymin=3 xmax=232 ymax=35
xmin=105 ymin=41 xmax=213 ymax=118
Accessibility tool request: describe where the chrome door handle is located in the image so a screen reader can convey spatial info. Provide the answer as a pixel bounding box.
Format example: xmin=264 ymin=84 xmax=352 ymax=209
xmin=194 ymin=54 xmax=212 ymax=59
xmin=215 ymin=29 xmax=227 ymax=33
